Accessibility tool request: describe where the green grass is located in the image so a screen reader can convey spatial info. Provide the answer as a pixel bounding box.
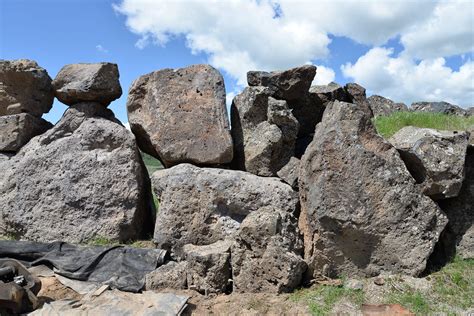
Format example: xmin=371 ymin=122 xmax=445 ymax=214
xmin=290 ymin=282 xmax=365 ymax=316
xmin=141 ymin=151 xmax=164 ymax=175
xmin=373 ymin=111 xmax=474 ymax=138
xmin=386 ymin=289 xmax=431 ymax=314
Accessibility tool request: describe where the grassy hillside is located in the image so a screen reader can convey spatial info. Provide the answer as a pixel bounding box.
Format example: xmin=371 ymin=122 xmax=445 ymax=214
xmin=373 ymin=112 xmax=474 ymax=138
xmin=141 ymin=151 xmax=163 ymax=175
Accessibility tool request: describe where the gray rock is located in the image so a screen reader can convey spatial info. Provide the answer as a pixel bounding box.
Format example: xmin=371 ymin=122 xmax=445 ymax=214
xmin=151 ymin=163 xmax=298 ymax=259
xmin=145 ymin=261 xmax=188 ymax=290
xmin=0 ymin=59 xmax=54 ymax=117
xmin=247 ymin=65 xmax=316 ymax=100
xmin=288 ymin=93 xmax=325 ymax=137
xmin=467 ymin=107 xmax=474 ymax=116
xmin=437 ymin=147 xmax=474 ymax=259
xmin=231 ymin=207 xmax=306 ymax=293
xmin=52 ymin=63 xmax=122 ymax=106
xmin=231 ymin=87 xmax=298 ymax=176
xmin=344 ymin=83 xmax=366 ymax=104
xmin=299 ymin=100 xmax=447 ymax=278
xmin=367 ymin=95 xmax=408 ymax=117
xmin=183 ymin=240 xmax=232 ymax=294
xmin=309 ymin=82 xmax=348 ymax=104
xmin=277 ymin=157 xmax=300 ymax=189
xmin=389 ymin=127 xmax=469 ymax=200
xmin=0 ymin=102 xmax=153 ymax=243
xmin=345 ymin=279 xmax=364 ymax=291
xmin=411 ymin=101 xmax=466 ymax=116
xmin=0 ymin=113 xmax=52 ymax=152
xmin=127 ymin=64 xmax=233 ymax=167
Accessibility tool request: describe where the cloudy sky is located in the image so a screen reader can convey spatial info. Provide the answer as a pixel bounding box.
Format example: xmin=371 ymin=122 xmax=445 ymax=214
xmin=1 ymin=0 xmax=473 ymax=124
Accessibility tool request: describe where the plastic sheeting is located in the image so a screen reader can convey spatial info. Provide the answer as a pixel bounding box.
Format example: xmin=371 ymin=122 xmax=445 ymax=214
xmin=0 ymin=241 xmax=167 ymax=292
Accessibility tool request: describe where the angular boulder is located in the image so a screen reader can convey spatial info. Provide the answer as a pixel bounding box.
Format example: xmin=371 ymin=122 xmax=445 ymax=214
xmin=231 ymin=207 xmax=306 ymax=293
xmin=151 ymin=163 xmax=298 ymax=259
xmin=299 ymin=100 xmax=447 ymax=278
xmin=367 ymin=95 xmax=408 ymax=117
xmin=52 ymin=63 xmax=122 ymax=106
xmin=411 ymin=101 xmax=466 ymax=116
xmin=309 ymin=82 xmax=348 ymax=104
xmin=0 ymin=103 xmax=153 ymax=243
xmin=127 ymin=64 xmax=233 ymax=167
xmin=247 ymin=65 xmax=316 ymax=100
xmin=389 ymin=127 xmax=469 ymax=200
xmin=145 ymin=261 xmax=188 ymax=290
xmin=0 ymin=59 xmax=54 ymax=117
xmin=277 ymin=157 xmax=300 ymax=189
xmin=344 ymin=83 xmax=366 ymax=104
xmin=231 ymin=87 xmax=298 ymax=176
xmin=0 ymin=113 xmax=52 ymax=152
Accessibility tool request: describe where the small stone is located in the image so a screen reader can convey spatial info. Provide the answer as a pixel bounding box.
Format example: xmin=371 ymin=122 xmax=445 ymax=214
xmin=345 ymin=279 xmax=364 ymax=290
xmin=374 ymin=277 xmax=385 ymax=286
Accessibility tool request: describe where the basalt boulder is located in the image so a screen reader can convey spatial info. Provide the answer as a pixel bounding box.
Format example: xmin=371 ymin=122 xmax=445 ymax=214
xmin=299 ymin=100 xmax=447 ymax=278
xmin=0 ymin=102 xmax=153 ymax=243
xmin=389 ymin=127 xmax=469 ymax=200
xmin=344 ymin=83 xmax=366 ymax=104
xmin=0 ymin=59 xmax=54 ymax=117
xmin=52 ymin=63 xmax=122 ymax=106
xmin=0 ymin=113 xmax=52 ymax=152
xmin=127 ymin=64 xmax=233 ymax=167
xmin=151 ymin=163 xmax=298 ymax=259
xmin=411 ymin=101 xmax=466 ymax=116
xmin=367 ymin=95 xmax=408 ymax=117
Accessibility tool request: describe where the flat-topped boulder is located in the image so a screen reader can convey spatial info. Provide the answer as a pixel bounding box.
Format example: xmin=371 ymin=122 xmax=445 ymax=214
xmin=367 ymin=95 xmax=408 ymax=117
xmin=411 ymin=101 xmax=466 ymax=116
xmin=127 ymin=64 xmax=233 ymax=167
xmin=0 ymin=113 xmax=52 ymax=152
xmin=247 ymin=65 xmax=316 ymax=100
xmin=0 ymin=59 xmax=54 ymax=117
xmin=0 ymin=102 xmax=153 ymax=243
xmin=389 ymin=126 xmax=469 ymax=200
xmin=52 ymin=63 xmax=122 ymax=106
xmin=299 ymin=100 xmax=447 ymax=278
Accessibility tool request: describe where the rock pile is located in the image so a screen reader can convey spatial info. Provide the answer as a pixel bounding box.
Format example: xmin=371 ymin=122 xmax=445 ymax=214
xmin=1 ymin=58 xmax=472 ymax=296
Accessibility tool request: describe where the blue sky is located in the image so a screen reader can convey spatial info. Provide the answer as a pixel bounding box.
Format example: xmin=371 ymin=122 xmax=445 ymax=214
xmin=1 ymin=0 xmax=473 ymax=124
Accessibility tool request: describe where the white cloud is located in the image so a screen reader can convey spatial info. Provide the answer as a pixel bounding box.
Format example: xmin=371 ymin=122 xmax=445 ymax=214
xmin=342 ymin=47 xmax=474 ymax=107
xmin=312 ymin=65 xmax=336 ymax=85
xmin=96 ymin=44 xmax=109 ymax=53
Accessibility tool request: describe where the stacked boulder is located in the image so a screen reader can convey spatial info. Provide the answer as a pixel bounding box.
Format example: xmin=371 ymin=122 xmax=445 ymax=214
xmin=0 ymin=62 xmax=153 ymax=243
xmin=0 ymin=60 xmax=53 ymax=153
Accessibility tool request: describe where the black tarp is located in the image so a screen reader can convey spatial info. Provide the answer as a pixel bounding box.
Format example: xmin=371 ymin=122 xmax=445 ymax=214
xmin=0 ymin=241 xmax=167 ymax=292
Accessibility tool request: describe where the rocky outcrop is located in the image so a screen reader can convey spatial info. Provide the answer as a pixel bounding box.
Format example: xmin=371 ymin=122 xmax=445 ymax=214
xmin=151 ymin=163 xmax=298 ymax=259
xmin=309 ymin=82 xmax=348 ymax=104
xmin=299 ymin=100 xmax=447 ymax=278
xmin=389 ymin=127 xmax=469 ymax=200
xmin=367 ymin=95 xmax=408 ymax=117
xmin=0 ymin=103 xmax=153 ymax=243
xmin=0 ymin=114 xmax=52 ymax=152
xmin=467 ymin=107 xmax=474 ymax=116
xmin=52 ymin=63 xmax=122 ymax=106
xmin=344 ymin=83 xmax=366 ymax=104
xmin=411 ymin=101 xmax=466 ymax=116
xmin=145 ymin=261 xmax=188 ymax=290
xmin=231 ymin=207 xmax=306 ymax=293
xmin=127 ymin=64 xmax=233 ymax=167
xmin=0 ymin=59 xmax=54 ymax=117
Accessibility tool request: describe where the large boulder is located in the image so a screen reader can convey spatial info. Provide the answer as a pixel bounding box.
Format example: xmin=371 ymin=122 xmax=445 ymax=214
xmin=309 ymin=82 xmax=348 ymax=104
xmin=344 ymin=83 xmax=366 ymax=104
xmin=127 ymin=64 xmax=233 ymax=167
xmin=389 ymin=127 xmax=469 ymax=200
xmin=0 ymin=114 xmax=52 ymax=152
xmin=247 ymin=65 xmax=316 ymax=100
xmin=0 ymin=59 xmax=54 ymax=117
xmin=231 ymin=87 xmax=298 ymax=176
xmin=0 ymin=103 xmax=153 ymax=243
xmin=151 ymin=163 xmax=298 ymax=259
xmin=231 ymin=207 xmax=306 ymax=293
xmin=411 ymin=101 xmax=466 ymax=116
xmin=299 ymin=100 xmax=447 ymax=278
xmin=367 ymin=95 xmax=408 ymax=117
xmin=52 ymin=63 xmax=122 ymax=106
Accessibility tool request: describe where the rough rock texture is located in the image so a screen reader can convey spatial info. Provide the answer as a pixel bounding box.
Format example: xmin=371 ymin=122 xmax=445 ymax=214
xmin=367 ymin=95 xmax=408 ymax=117
xmin=145 ymin=261 xmax=188 ymax=290
xmin=127 ymin=64 xmax=233 ymax=167
xmin=309 ymin=82 xmax=348 ymax=104
xmin=436 ymin=147 xmax=474 ymax=260
xmin=52 ymin=63 xmax=122 ymax=106
xmin=151 ymin=163 xmax=298 ymax=259
xmin=411 ymin=101 xmax=466 ymax=116
xmin=231 ymin=207 xmax=306 ymax=293
xmin=231 ymin=87 xmax=298 ymax=176
xmin=0 ymin=113 xmax=52 ymax=152
xmin=247 ymin=65 xmax=316 ymax=100
xmin=299 ymin=100 xmax=447 ymax=278
xmin=277 ymin=157 xmax=300 ymax=189
xmin=0 ymin=59 xmax=54 ymax=117
xmin=467 ymin=107 xmax=474 ymax=116
xmin=389 ymin=127 xmax=469 ymax=200
xmin=183 ymin=240 xmax=232 ymax=294
xmin=344 ymin=83 xmax=366 ymax=104
xmin=0 ymin=102 xmax=153 ymax=242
